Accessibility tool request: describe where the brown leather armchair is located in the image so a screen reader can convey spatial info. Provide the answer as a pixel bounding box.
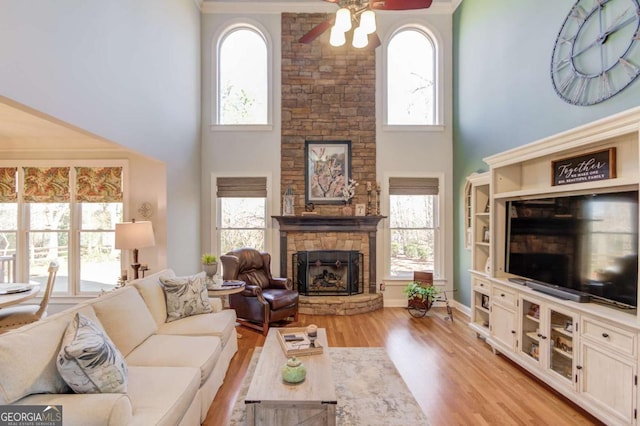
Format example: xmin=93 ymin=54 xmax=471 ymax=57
xmin=221 ymin=248 xmax=299 ymax=335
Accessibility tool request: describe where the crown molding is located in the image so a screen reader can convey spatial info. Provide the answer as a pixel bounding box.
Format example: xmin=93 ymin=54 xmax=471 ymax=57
xmin=193 ymin=0 xmax=204 ymax=11
xmin=201 ymin=1 xmax=457 ymax=15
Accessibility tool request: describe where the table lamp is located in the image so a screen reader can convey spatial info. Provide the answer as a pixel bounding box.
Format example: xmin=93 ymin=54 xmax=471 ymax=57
xmin=115 ymin=219 xmax=155 ymax=280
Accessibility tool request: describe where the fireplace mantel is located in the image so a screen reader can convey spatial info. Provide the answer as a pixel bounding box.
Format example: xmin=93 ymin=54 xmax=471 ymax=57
xmin=272 ymin=215 xmax=385 ymax=232
xmin=272 ymin=215 xmax=386 ymax=293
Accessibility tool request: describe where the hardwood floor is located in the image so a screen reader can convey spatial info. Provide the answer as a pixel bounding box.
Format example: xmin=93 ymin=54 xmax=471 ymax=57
xmin=204 ymin=307 xmax=603 ymax=426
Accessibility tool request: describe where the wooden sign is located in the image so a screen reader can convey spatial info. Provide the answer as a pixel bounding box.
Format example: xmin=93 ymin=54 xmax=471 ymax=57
xmin=552 ymin=148 xmax=616 ymax=186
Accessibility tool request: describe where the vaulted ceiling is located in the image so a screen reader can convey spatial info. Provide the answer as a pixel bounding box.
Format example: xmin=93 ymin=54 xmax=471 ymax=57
xmin=0 ymin=0 xmax=459 ymax=152
xmin=0 ymin=98 xmax=121 ymax=152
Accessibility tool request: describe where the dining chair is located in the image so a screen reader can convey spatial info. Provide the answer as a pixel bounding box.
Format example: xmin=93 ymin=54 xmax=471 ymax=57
xmin=0 ymin=254 xmax=16 ymax=283
xmin=0 ymin=261 xmax=59 ymax=333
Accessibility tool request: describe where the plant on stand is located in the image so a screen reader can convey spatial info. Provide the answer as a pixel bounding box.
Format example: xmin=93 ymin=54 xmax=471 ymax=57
xmin=403 ymin=281 xmax=439 ymax=318
xmin=201 ymin=253 xmax=218 ymax=278
xmin=341 ymin=178 xmax=358 ymax=215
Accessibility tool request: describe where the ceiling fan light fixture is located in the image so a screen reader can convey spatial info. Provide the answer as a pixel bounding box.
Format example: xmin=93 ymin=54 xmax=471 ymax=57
xmin=329 ymin=25 xmax=346 ymax=47
xmin=352 ymin=26 xmax=368 ymax=48
xmin=360 ymin=10 xmax=376 ymax=35
xmin=335 ymin=8 xmax=352 ymax=32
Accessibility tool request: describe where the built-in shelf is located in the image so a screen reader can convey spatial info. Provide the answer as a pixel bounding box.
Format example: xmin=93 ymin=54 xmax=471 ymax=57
xmin=526 ymin=332 xmax=540 ymax=342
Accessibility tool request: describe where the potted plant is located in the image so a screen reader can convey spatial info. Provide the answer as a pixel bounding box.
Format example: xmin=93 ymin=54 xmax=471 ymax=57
xmin=403 ymin=281 xmax=439 ymax=311
xmin=201 ymin=253 xmax=218 ymax=278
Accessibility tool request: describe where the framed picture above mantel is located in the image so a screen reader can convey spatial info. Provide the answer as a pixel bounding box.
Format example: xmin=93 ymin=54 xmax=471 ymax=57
xmin=551 ymin=148 xmax=616 ymax=186
xmin=305 ymin=140 xmax=351 ymax=205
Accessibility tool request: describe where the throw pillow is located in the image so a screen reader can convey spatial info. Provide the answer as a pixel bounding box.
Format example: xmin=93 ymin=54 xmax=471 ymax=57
xmin=57 ymin=313 xmax=127 ymax=393
xmin=160 ymin=272 xmax=212 ymax=322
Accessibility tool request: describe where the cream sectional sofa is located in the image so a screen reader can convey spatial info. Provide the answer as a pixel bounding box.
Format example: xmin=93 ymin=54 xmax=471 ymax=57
xmin=0 ymin=269 xmax=238 ymax=426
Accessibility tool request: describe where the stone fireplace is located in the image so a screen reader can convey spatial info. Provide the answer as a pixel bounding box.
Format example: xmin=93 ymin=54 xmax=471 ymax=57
xmin=273 ymin=215 xmax=384 ymax=315
xmin=275 ymin=14 xmax=382 ymax=315
xmin=294 ymin=250 xmax=364 ymax=296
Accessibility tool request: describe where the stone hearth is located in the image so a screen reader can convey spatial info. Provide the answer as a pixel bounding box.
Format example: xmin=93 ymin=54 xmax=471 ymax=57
xmin=299 ymin=293 xmax=383 ymax=315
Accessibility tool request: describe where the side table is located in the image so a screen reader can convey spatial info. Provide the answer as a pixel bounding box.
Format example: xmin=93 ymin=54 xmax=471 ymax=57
xmin=206 ymin=281 xmax=246 ymax=298
xmin=208 ymin=281 xmax=245 ymax=337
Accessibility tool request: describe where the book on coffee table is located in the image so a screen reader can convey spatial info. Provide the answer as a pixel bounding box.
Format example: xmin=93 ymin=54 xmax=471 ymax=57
xmin=276 ymin=327 xmax=323 ymax=357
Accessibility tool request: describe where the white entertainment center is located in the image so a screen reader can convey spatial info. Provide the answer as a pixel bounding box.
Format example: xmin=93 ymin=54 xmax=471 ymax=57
xmin=468 ymin=106 xmax=640 ymax=425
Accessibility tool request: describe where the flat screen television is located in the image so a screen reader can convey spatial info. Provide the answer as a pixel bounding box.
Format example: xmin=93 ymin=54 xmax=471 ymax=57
xmin=505 ymin=190 xmax=639 ymax=309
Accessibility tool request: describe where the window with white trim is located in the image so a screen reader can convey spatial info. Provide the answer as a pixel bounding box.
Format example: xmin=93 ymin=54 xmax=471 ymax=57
xmin=389 ymin=177 xmax=440 ymax=277
xmin=217 ymin=25 xmax=269 ymax=125
xmin=386 ymin=27 xmax=437 ymax=125
xmin=216 ymin=177 xmax=267 ymax=254
xmin=0 ymin=164 xmax=124 ymax=295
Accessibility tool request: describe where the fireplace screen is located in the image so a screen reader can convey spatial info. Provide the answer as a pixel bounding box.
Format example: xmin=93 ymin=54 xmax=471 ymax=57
xmin=293 ymin=250 xmax=364 ymax=296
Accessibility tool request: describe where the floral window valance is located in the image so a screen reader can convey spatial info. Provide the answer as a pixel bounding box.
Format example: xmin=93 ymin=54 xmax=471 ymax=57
xmin=75 ymin=167 xmax=123 ymax=202
xmin=23 ymin=167 xmax=70 ymax=203
xmin=0 ymin=167 xmax=17 ymax=202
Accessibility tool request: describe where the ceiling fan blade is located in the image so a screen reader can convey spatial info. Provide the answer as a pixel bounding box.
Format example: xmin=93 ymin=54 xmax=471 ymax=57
xmin=299 ymin=19 xmax=334 ymax=44
xmin=372 ymin=0 xmax=432 ymax=10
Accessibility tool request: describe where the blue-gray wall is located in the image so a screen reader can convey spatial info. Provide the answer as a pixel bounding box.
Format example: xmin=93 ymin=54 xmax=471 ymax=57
xmin=453 ymin=0 xmax=640 ymax=306
xmin=0 ymin=0 xmax=202 ymax=274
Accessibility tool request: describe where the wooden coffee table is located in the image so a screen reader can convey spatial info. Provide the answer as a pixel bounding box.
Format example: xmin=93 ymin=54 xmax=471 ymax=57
xmin=245 ymin=327 xmax=336 ymax=426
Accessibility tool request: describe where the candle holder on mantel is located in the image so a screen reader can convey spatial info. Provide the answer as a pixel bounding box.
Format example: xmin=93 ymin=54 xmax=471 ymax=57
xmin=376 ymin=185 xmax=381 ymax=215
xmin=283 ymin=186 xmax=295 ymax=216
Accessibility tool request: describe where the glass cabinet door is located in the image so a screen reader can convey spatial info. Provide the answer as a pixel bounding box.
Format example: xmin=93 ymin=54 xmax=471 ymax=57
xmin=548 ymin=309 xmax=575 ymax=382
xmin=520 ymin=298 xmax=541 ymax=363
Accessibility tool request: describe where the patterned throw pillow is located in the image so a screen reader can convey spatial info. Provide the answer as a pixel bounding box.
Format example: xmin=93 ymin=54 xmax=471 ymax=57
xmin=57 ymin=313 xmax=127 ymax=393
xmin=160 ymin=273 xmax=212 ymax=322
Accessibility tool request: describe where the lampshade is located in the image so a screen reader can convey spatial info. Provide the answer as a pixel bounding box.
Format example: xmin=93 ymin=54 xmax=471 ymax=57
xmin=360 ymin=10 xmax=376 ymax=34
xmin=115 ymin=220 xmax=155 ymax=250
xmin=330 ymin=25 xmax=346 ymax=47
xmin=335 ymin=8 xmax=352 ymax=32
xmin=352 ymin=27 xmax=368 ymax=49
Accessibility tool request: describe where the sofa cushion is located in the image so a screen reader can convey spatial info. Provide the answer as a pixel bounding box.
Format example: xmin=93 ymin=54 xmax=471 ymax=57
xmin=16 ymin=392 xmax=133 ymax=426
xmin=91 ymin=286 xmax=158 ymax=356
xmin=0 ymin=301 xmax=109 ymax=404
xmin=0 ymin=312 xmax=71 ymax=404
xmin=126 ymin=366 xmax=200 ymax=426
xmin=157 ymin=309 xmax=236 ymax=347
xmin=160 ymin=273 xmax=212 ymax=322
xmin=57 ymin=313 xmax=128 ymax=393
xmin=125 ymin=335 xmax=221 ymax=385
xmin=128 ymin=269 xmax=176 ymax=326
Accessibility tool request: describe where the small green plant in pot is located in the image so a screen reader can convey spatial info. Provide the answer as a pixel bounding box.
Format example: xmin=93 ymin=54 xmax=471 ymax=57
xmin=201 ymin=253 xmax=218 ymax=278
xmin=403 ymin=281 xmax=439 ymax=311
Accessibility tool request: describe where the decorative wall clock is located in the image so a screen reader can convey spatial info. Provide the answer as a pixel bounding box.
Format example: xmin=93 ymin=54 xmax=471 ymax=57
xmin=551 ymin=0 xmax=640 ymax=106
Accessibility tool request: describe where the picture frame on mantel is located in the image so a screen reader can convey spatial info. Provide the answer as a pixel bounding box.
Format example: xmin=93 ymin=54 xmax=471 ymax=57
xmin=304 ymin=140 xmax=351 ymax=205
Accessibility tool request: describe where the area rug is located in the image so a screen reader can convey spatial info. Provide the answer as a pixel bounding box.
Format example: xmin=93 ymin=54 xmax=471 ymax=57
xmin=229 ymin=347 xmax=429 ymax=425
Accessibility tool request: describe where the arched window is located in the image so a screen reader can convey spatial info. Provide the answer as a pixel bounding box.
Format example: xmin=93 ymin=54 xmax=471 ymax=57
xmin=217 ymin=25 xmax=269 ymax=125
xmin=385 ymin=27 xmax=437 ymax=126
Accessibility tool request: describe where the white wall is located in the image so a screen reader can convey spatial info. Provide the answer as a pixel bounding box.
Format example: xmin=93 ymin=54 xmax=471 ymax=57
xmin=376 ymin=11 xmax=454 ymax=306
xmin=0 ymin=0 xmax=201 ymax=274
xmin=200 ymin=12 xmax=283 ymax=261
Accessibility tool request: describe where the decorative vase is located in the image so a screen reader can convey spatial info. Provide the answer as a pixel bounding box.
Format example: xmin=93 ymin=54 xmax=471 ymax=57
xmin=342 ymin=203 xmax=353 ymax=216
xmin=282 ymin=356 xmax=306 ymax=384
xmin=203 ymin=263 xmax=218 ymax=278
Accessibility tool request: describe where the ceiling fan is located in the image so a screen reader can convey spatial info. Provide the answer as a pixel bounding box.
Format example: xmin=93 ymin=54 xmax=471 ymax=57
xmin=299 ymin=0 xmax=433 ymax=48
